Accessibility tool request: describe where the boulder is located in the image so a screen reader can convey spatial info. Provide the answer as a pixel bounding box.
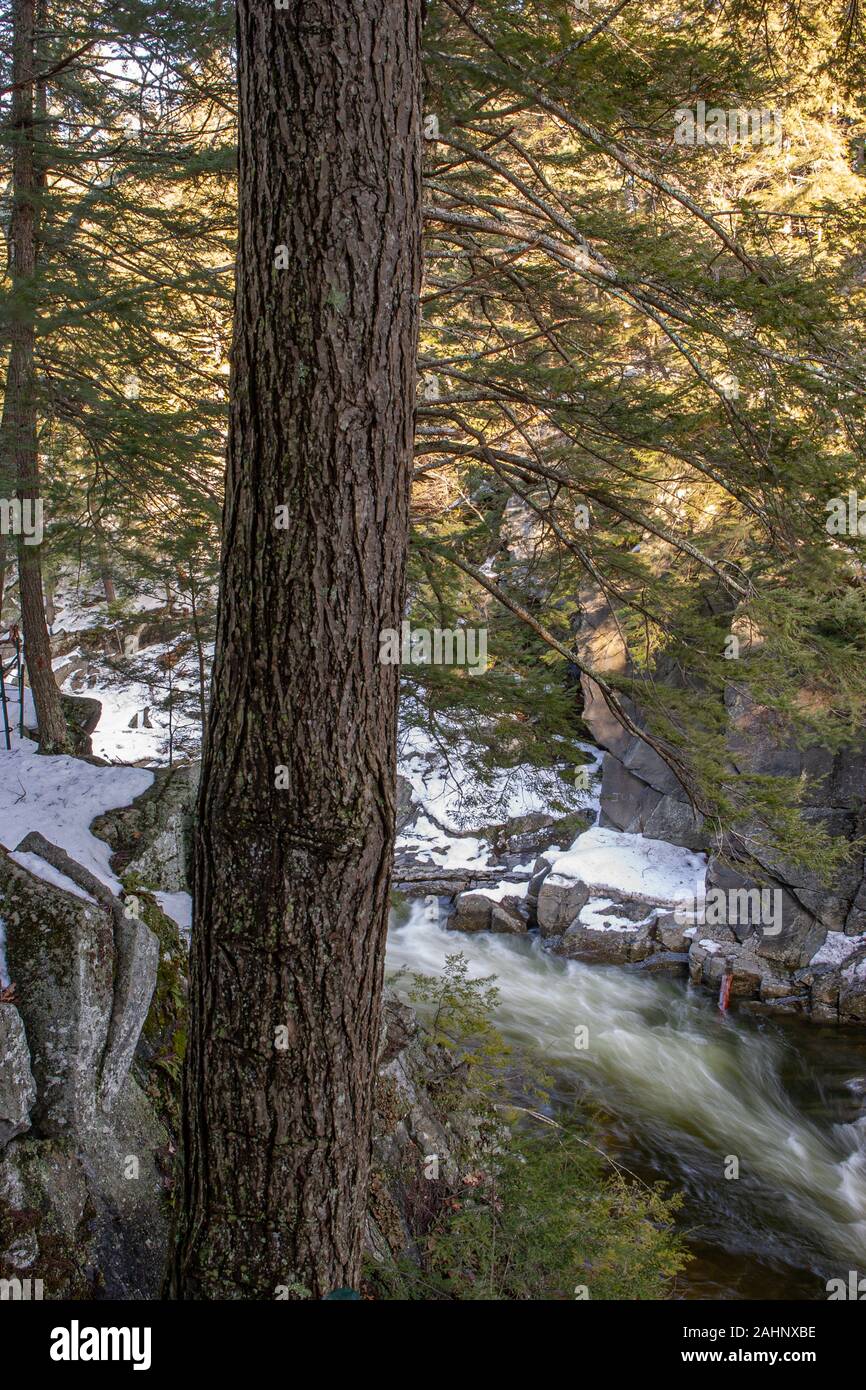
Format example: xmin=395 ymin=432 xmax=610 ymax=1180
xmin=91 ymin=761 xmax=199 ymax=893
xmin=537 ymin=826 xmax=705 ymax=939
xmin=22 ymin=693 xmax=102 ymax=756
xmin=490 ymin=900 xmax=528 ymax=934
xmin=446 ymin=891 xmax=493 ymax=933
xmin=655 ymin=911 xmax=691 ymax=953
xmin=0 ymin=851 xmax=115 ymax=1137
xmin=555 ymin=911 xmax=656 ymax=965
xmin=526 ymin=854 xmax=553 ymax=923
xmin=536 ymin=875 xmax=591 ymax=935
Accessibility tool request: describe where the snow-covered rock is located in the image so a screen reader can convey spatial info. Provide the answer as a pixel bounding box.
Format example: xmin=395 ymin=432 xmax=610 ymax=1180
xmin=91 ymin=762 xmax=198 ymax=895
xmin=447 ymin=881 xmax=529 ymax=935
xmin=810 ymin=931 xmax=866 ymax=969
xmin=543 ymin=826 xmax=707 ymax=909
xmin=535 ymin=827 xmax=707 ymax=965
xmin=0 ymin=741 xmax=152 ymax=895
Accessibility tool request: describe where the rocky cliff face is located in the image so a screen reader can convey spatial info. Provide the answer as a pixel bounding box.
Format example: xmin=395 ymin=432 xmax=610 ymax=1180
xmin=572 ymin=587 xmax=866 ymax=1025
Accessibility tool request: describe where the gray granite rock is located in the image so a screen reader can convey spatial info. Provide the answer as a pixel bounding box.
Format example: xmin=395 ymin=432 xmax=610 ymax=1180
xmin=0 ymin=1006 xmax=37 ymax=1149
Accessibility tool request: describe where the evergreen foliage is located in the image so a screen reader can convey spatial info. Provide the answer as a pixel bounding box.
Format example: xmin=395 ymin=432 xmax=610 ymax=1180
xmin=2 ymin=0 xmax=866 ymax=864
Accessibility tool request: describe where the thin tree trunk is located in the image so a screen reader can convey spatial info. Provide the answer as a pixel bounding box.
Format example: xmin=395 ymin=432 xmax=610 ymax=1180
xmin=6 ymin=0 xmax=68 ymax=753
xmin=42 ymin=569 xmax=55 ymax=625
xmin=166 ymin=657 xmax=173 ymax=768
xmin=95 ymin=524 xmax=117 ymax=604
xmin=99 ymin=565 xmax=116 ymax=605
xmin=0 ymin=538 xmax=7 ymax=627
xmin=0 ymin=353 xmax=10 ymax=627
xmin=186 ymin=559 xmax=207 ymax=737
xmin=169 ymin=0 xmax=423 ymax=1299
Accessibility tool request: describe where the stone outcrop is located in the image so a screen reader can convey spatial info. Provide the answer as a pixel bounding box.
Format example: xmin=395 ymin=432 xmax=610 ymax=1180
xmin=22 ymin=692 xmax=102 ymax=757
xmin=576 ymin=585 xmax=705 ymax=848
xmin=0 ymin=1078 xmax=171 ymax=1300
xmin=91 ymin=762 xmax=199 ymax=892
xmin=0 ymin=845 xmax=168 ymax=1297
xmin=446 ymin=888 xmax=528 ymax=934
xmin=366 ymin=992 xmax=491 ymax=1267
xmin=7 ymin=835 xmax=159 ymax=1123
xmin=574 ymin=586 xmax=866 ymax=1024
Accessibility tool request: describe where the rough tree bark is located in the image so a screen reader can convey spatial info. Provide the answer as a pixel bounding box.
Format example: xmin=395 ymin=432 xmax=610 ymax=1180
xmin=5 ymin=0 xmax=69 ymax=753
xmin=169 ymin=0 xmax=423 ymax=1298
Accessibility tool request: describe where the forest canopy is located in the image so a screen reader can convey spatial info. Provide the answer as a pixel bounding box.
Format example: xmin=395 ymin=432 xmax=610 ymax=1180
xmin=2 ymin=0 xmax=866 ymax=868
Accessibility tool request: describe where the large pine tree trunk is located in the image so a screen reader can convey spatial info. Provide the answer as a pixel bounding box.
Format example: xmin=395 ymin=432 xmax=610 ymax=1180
xmin=5 ymin=0 xmax=68 ymax=753
xmin=169 ymin=0 xmax=423 ymax=1298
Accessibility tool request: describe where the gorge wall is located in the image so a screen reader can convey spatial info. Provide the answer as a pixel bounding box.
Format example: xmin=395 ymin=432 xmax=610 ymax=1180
xmin=572 ymin=585 xmax=866 ymax=1025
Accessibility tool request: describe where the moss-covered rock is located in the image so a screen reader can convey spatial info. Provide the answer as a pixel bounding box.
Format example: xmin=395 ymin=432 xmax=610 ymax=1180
xmin=92 ymin=762 xmax=199 ymax=892
xmin=0 ymin=844 xmax=169 ymax=1298
xmin=0 ymin=1075 xmax=170 ymax=1299
xmin=0 ymin=850 xmax=115 ymax=1138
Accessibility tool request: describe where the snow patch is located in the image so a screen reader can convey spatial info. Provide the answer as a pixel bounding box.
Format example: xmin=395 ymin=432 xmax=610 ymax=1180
xmin=473 ymin=879 xmax=530 ymax=904
xmin=0 ymin=742 xmax=152 ymax=893
xmin=810 ymin=931 xmax=866 ymax=969
xmin=547 ymin=827 xmax=706 ymax=907
xmin=396 ymin=814 xmax=493 ymax=871
xmin=577 ymin=898 xmax=644 ymax=933
xmin=155 ymin=890 xmax=193 ymax=940
xmin=398 ymin=721 xmax=600 ymax=835
xmin=62 ymin=643 xmax=210 ymax=764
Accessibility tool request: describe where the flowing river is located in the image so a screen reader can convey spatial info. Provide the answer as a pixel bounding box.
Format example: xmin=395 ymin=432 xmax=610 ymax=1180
xmin=386 ymin=902 xmax=866 ymax=1299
